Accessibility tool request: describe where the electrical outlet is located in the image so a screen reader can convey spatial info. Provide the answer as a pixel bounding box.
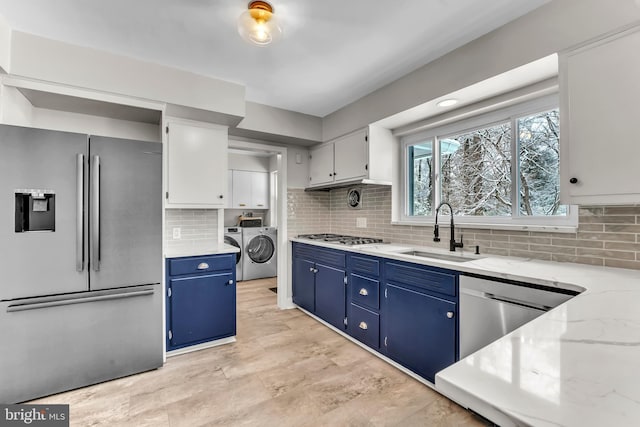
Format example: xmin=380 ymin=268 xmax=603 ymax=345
xmin=172 ymin=227 xmax=181 ymax=239
xmin=356 ymin=217 xmax=367 ymax=228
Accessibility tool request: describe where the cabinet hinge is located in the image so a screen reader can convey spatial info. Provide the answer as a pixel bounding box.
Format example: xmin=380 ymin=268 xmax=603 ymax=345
xmin=365 ymin=135 xmax=368 ymax=142
xmin=344 ymin=317 xmax=348 ymax=327
xmin=384 ymin=336 xmax=387 ymax=347
xmin=166 ymin=125 xmax=169 ymax=134
xmin=165 ymin=191 xmax=169 ymax=200
xmin=365 ymin=163 xmax=368 ymax=171
xmin=167 ymin=288 xmax=172 ymax=298
xmin=168 ymin=330 xmax=173 ymax=340
xmin=344 ymin=276 xmax=348 ymax=285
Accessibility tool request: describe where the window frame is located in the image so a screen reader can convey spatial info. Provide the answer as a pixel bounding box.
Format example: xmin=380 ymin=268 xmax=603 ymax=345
xmin=398 ymin=94 xmax=577 ymax=231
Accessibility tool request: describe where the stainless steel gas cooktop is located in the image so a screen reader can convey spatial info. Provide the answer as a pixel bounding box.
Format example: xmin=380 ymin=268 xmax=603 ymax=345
xmin=297 ymin=233 xmax=383 ymax=246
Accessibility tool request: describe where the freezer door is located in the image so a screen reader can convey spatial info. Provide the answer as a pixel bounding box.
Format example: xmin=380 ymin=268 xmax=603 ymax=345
xmin=0 ymin=124 xmax=88 ymax=300
xmin=0 ymin=285 xmax=163 ymax=403
xmin=89 ymin=136 xmax=162 ymax=290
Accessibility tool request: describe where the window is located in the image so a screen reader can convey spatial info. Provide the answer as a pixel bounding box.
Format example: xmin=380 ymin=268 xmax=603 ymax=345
xmin=401 ymin=96 xmax=575 ymax=229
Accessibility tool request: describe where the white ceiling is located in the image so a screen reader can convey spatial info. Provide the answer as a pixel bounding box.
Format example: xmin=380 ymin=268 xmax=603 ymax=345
xmin=0 ymin=0 xmax=550 ymax=117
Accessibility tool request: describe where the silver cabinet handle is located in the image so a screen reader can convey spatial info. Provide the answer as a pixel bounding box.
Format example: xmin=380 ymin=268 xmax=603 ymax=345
xmin=91 ymin=155 xmax=100 ymax=272
xmin=197 ymin=262 xmax=209 ymax=270
xmin=309 ymin=267 xmax=314 ymax=272
xmin=446 ymin=311 xmax=454 ymax=319
xmin=359 ymin=288 xmax=368 ymax=296
xmin=76 ymin=153 xmax=85 ymax=272
xmin=227 ymin=280 xmax=233 ymax=285
xmin=7 ymin=288 xmax=154 ymax=312
xmin=358 ymin=321 xmax=368 ymax=330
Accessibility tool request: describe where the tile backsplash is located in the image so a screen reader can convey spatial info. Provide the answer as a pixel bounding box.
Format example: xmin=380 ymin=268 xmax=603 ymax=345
xmin=288 ymin=186 xmax=640 ymax=270
xmin=165 ymin=209 xmax=218 ymax=251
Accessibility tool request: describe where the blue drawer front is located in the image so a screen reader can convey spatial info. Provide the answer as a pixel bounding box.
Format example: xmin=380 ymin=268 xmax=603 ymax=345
xmin=293 ymin=243 xmax=346 ymax=268
xmin=350 ymin=274 xmax=380 ymax=310
xmin=385 ymin=261 xmax=456 ymax=297
xmin=350 ymin=255 xmax=380 ymax=277
xmin=349 ymin=303 xmax=380 ymax=349
xmin=169 ymin=254 xmax=235 ymax=276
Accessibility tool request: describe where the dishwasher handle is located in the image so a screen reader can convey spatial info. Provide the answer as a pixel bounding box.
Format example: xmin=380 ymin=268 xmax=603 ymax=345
xmin=461 ymin=287 xmax=551 ymax=312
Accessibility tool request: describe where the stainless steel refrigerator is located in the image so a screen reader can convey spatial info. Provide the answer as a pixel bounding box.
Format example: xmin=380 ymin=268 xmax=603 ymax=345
xmin=0 ymin=124 xmax=163 ymax=403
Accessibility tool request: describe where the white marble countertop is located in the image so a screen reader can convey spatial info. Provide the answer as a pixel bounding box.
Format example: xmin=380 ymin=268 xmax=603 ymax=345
xmin=164 ymin=242 xmax=239 ymax=259
xmin=290 ymin=237 xmax=640 ymax=426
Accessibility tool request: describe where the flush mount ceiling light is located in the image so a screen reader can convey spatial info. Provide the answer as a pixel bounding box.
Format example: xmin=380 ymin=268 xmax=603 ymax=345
xmin=237 ymin=1 xmax=283 ymax=46
xmin=436 ymin=99 xmax=459 ymax=107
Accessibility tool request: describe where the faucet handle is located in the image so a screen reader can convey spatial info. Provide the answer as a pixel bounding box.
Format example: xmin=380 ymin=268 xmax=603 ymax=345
xmin=433 ymin=224 xmax=441 ymax=242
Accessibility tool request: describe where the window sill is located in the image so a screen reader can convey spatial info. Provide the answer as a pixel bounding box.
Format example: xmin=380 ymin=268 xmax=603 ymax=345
xmin=391 ymin=220 xmax=577 ymax=234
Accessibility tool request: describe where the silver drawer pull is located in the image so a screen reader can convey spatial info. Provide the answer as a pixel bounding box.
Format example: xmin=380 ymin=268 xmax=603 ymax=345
xmin=228 ymin=280 xmax=234 ymax=285
xmin=197 ymin=262 xmax=209 ymax=270
xmin=359 ymin=288 xmax=369 ymax=296
xmin=358 ymin=321 xmax=368 ymax=330
xmin=446 ymin=311 xmax=454 ymax=319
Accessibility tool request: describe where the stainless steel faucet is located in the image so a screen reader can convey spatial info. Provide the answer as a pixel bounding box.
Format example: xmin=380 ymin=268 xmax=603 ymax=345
xmin=434 ymin=202 xmax=464 ymax=252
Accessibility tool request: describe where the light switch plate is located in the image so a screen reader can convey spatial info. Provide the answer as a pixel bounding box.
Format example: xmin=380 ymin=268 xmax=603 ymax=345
xmin=172 ymin=227 xmax=181 ymax=239
xmin=356 ymin=217 xmax=367 ymax=228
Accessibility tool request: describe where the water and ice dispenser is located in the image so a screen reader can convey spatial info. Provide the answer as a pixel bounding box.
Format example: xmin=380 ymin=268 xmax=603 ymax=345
xmin=15 ymin=189 xmax=56 ymax=232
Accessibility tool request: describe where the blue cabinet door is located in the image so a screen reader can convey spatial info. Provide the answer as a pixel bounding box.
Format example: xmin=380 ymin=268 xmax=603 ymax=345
xmin=315 ymin=264 xmax=346 ymax=330
xmin=293 ymin=257 xmax=316 ymax=312
xmin=169 ymin=272 xmax=236 ymax=348
xmin=384 ymin=283 xmax=456 ymax=382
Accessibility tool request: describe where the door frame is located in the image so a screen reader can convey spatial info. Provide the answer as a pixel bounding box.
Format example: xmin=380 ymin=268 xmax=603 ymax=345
xmin=227 ymin=139 xmax=293 ymax=309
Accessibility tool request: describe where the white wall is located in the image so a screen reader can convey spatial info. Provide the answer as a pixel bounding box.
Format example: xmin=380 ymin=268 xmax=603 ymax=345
xmin=236 ymin=101 xmax=322 ymax=144
xmin=286 ymin=147 xmax=310 ymax=189
xmin=228 ymin=152 xmax=270 ymax=172
xmin=0 ymin=86 xmax=161 ymax=142
xmin=322 ymin=0 xmax=640 ymax=141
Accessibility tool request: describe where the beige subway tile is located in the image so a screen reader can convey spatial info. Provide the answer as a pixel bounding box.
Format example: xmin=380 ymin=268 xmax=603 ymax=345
xmin=580 ymin=215 xmax=636 ymax=224
xmin=603 ymin=206 xmax=640 ymax=215
xmin=475 ymin=233 xmax=509 ymax=242
xmin=604 ymin=224 xmax=640 ymax=233
xmin=604 ymin=242 xmax=640 ymax=252
xmin=490 ymin=241 xmax=529 ymax=251
xmin=552 ymin=254 xmax=605 ymax=266
xmin=530 ymin=244 xmax=577 ymax=255
xmin=579 ymin=206 xmax=604 ymax=216
xmin=551 ymin=238 xmax=603 ymax=248
xmin=577 ymin=232 xmax=635 ymax=242
xmin=577 ymin=224 xmax=604 ymax=232
xmin=576 ymin=248 xmax=636 ymax=260
xmin=509 ymin=250 xmax=552 ymax=261
xmin=530 ymin=231 xmax=577 ymax=238
xmin=483 ymin=247 xmax=509 ymax=256
xmin=509 ymin=235 xmax=551 ymax=245
xmin=604 ymin=259 xmax=640 ymax=270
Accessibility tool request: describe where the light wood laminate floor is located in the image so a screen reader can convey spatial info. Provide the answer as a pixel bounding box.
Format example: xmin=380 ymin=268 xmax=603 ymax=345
xmin=32 ymin=278 xmax=486 ymax=426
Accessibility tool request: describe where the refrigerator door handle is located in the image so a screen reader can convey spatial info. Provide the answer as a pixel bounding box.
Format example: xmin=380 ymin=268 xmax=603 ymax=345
xmin=6 ymin=288 xmax=155 ymax=312
xmin=91 ymin=155 xmax=100 ymax=272
xmin=76 ymin=153 xmax=85 ymax=272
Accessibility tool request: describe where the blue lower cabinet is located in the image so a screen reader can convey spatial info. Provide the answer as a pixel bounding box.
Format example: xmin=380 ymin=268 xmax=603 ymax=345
xmin=315 ymin=264 xmax=347 ymax=330
xmin=384 ymin=283 xmax=457 ymax=383
xmin=348 ymin=303 xmax=380 ymax=349
xmin=292 ymin=257 xmax=316 ymax=312
xmin=166 ymin=254 xmax=236 ymax=351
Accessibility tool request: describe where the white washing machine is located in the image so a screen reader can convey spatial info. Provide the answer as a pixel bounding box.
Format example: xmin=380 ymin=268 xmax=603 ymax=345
xmin=242 ymin=227 xmax=277 ymax=281
xmin=224 ymin=227 xmax=243 ymax=281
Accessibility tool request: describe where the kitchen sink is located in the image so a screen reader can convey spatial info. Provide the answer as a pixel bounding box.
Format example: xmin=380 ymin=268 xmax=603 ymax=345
xmin=398 ymin=250 xmax=482 ymax=263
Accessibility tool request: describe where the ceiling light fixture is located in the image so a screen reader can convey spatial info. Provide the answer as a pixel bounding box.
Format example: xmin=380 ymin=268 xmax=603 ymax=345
xmin=237 ymin=1 xmax=282 ymax=46
xmin=436 ymin=99 xmax=458 ymax=107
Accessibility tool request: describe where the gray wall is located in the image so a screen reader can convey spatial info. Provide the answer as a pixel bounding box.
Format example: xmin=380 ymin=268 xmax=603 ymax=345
xmin=323 ymin=0 xmax=640 ymax=141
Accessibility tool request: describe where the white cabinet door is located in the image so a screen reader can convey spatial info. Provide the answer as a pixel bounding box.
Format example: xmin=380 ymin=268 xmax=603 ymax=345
xmin=560 ymin=26 xmax=640 ymax=204
xmin=166 ymin=121 xmax=228 ymax=208
xmin=309 ymin=143 xmax=334 ymax=186
xmin=252 ymin=171 xmax=270 ymax=209
xmin=334 ymin=129 xmax=367 ymax=182
xmin=231 ymin=170 xmax=253 ymax=208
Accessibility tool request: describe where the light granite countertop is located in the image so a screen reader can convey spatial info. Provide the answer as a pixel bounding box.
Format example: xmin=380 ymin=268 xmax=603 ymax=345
xmin=290 ymin=237 xmax=640 ymax=426
xmin=164 ymin=242 xmax=239 ymax=259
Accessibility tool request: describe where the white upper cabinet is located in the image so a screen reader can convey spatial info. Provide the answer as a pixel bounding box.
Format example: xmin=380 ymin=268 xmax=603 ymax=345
xmin=309 ymin=143 xmax=334 ymax=186
xmin=230 ymin=170 xmax=269 ymax=209
xmin=165 ymin=120 xmax=228 ymax=208
xmin=560 ymin=25 xmax=640 ymax=205
xmin=308 ymin=125 xmax=395 ymax=188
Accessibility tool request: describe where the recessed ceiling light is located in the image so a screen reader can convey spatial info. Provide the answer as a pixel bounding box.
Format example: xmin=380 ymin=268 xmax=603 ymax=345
xmin=436 ymin=99 xmax=458 ymax=107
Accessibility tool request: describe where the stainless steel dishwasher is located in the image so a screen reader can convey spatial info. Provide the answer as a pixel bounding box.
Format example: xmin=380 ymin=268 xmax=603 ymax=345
xmin=459 ymin=274 xmax=578 ymax=359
